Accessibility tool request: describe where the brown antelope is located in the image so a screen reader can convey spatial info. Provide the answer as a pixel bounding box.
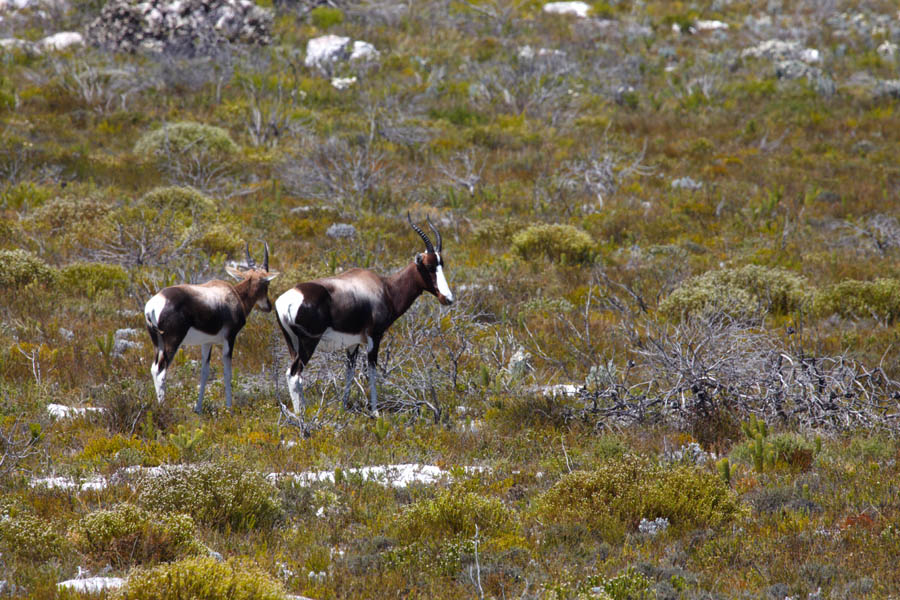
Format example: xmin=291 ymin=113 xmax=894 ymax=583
xmin=275 ymin=214 xmax=453 ymax=414
xmin=144 ymin=243 xmax=279 ymax=413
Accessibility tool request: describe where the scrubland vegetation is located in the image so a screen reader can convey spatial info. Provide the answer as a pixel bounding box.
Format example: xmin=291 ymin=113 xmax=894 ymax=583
xmin=3 ymin=0 xmax=900 ymax=598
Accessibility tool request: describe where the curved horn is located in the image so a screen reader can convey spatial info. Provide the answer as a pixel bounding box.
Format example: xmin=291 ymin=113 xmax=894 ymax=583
xmin=407 ymin=211 xmax=434 ymax=254
xmin=244 ymin=242 xmax=256 ymax=269
xmin=426 ymin=216 xmax=443 ymax=253
xmin=263 ymin=241 xmax=269 ymax=272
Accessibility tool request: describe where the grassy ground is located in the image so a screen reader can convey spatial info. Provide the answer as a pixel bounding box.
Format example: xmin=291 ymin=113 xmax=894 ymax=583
xmin=3 ymin=0 xmax=900 ymax=598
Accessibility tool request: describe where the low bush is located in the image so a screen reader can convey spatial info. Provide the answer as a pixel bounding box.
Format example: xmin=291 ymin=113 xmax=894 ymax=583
xmin=534 ymin=455 xmax=742 ymax=541
xmin=137 ymin=461 xmax=283 ymax=531
xmin=133 ymin=121 xmax=237 ymax=159
xmin=139 ymin=186 xmax=217 ymax=217
xmin=812 ymin=278 xmax=900 ymax=324
xmin=0 ymin=249 xmax=58 ymax=289
xmin=115 ymin=556 xmax=287 ymax=600
xmin=394 ymin=489 xmax=516 ymax=543
xmin=310 ymin=5 xmax=344 ymax=28
xmin=70 ymin=503 xmax=205 ymax=568
xmin=511 ymin=223 xmax=595 ymax=264
xmin=0 ymin=502 xmax=67 ymax=562
xmin=660 ymin=264 xmax=808 ymax=319
xmin=59 ymin=262 xmax=129 ymax=297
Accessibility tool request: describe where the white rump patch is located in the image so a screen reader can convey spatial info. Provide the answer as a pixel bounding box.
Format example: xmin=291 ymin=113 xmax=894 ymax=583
xmin=275 ymin=288 xmax=305 ymax=329
xmin=144 ymin=293 xmax=167 ymax=329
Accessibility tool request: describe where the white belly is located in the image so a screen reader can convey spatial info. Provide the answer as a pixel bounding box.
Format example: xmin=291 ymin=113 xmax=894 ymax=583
xmin=182 ymin=327 xmax=226 ymax=347
xmin=318 ymin=328 xmax=366 ymax=353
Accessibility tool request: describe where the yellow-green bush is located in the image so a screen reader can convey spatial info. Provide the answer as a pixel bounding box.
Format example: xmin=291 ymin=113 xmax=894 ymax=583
xmin=534 ymin=455 xmax=743 ymax=540
xmin=0 ymin=249 xmax=57 ymax=288
xmin=59 ymin=262 xmax=129 ymax=297
xmin=310 ymin=5 xmax=344 ymax=28
xmin=394 ymin=489 xmax=516 ymax=543
xmin=139 ymin=186 xmax=217 ymax=216
xmin=660 ymin=264 xmax=808 ymax=319
xmin=26 ymin=195 xmax=110 ymax=232
xmin=137 ymin=461 xmax=282 ymax=531
xmin=115 ymin=557 xmax=287 ymax=600
xmin=133 ymin=121 xmax=238 ymax=158
xmin=511 ymin=224 xmax=595 ymax=264
xmin=812 ymin=278 xmax=900 ymax=324
xmin=70 ymin=503 xmax=205 ymax=568
xmin=0 ymin=502 xmax=68 ymax=562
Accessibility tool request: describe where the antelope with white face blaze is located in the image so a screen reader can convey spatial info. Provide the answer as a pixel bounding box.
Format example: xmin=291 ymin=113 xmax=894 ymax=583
xmin=144 ymin=243 xmax=279 ymax=413
xmin=275 ymin=214 xmax=454 ymax=415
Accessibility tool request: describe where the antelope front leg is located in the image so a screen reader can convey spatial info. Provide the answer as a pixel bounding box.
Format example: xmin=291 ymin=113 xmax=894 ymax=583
xmin=195 ymin=343 xmax=212 ymax=414
xmin=343 ymin=348 xmax=359 ymax=410
xmin=286 ymin=355 xmax=304 ymax=415
xmin=223 ymin=339 xmax=234 ymax=411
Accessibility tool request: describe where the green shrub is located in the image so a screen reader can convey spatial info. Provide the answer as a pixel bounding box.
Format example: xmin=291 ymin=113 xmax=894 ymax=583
xmin=59 ymin=262 xmax=129 ymax=296
xmin=660 ymin=265 xmax=808 ymax=319
xmin=137 ymin=461 xmax=282 ymax=531
xmin=395 ymin=489 xmax=515 ymax=544
xmin=115 ymin=557 xmax=287 ymax=600
xmin=139 ymin=186 xmax=217 ymax=217
xmin=511 ymin=224 xmax=595 ymax=264
xmin=310 ymin=5 xmax=344 ymax=28
xmin=730 ymin=418 xmax=816 ymax=473
xmin=0 ymin=249 xmax=58 ymax=288
xmin=534 ymin=455 xmax=743 ymax=540
xmin=134 ymin=121 xmax=237 ymax=159
xmin=26 ymin=195 xmax=110 ymax=232
xmin=70 ymin=503 xmax=205 ymax=568
xmin=812 ymin=278 xmax=900 ymax=324
xmin=0 ymin=503 xmax=67 ymax=562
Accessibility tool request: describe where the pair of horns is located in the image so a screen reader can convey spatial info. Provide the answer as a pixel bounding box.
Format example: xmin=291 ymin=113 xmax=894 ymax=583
xmin=407 ymin=212 xmax=442 ymax=254
xmin=244 ymin=241 xmax=270 ymax=271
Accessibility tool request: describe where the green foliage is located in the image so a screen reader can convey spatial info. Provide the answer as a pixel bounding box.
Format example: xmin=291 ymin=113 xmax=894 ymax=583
xmin=717 ymin=457 xmax=731 ymax=485
xmin=511 ymin=224 xmax=595 ymax=264
xmin=139 ymin=186 xmax=217 ymax=216
xmin=310 ymin=6 xmax=344 ymax=28
xmin=534 ymin=455 xmax=743 ymax=540
xmin=59 ymin=262 xmax=129 ymax=296
xmin=0 ymin=181 xmax=53 ymax=211
xmin=0 ymin=249 xmax=58 ymax=288
xmin=660 ymin=265 xmax=808 ymax=319
xmin=115 ymin=556 xmax=288 ymax=600
xmin=137 ymin=461 xmax=283 ymax=531
xmin=0 ymin=502 xmax=67 ymax=562
xmin=812 ymin=278 xmax=900 ymax=324
xmin=731 ymin=416 xmax=816 ymax=473
xmin=70 ymin=503 xmax=205 ymax=568
xmin=602 ymin=568 xmax=656 ymax=600
xmin=395 ymin=489 xmax=516 ymax=543
xmin=133 ymin=121 xmax=238 ymax=158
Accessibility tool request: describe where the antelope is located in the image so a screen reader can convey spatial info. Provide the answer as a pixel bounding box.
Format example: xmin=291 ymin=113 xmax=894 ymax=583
xmin=275 ymin=214 xmax=454 ymax=415
xmin=144 ymin=243 xmax=279 ymax=413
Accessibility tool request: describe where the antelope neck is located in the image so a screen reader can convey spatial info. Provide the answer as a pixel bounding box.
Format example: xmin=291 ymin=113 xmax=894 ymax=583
xmin=385 ymin=262 xmax=425 ymax=318
xmin=231 ymin=278 xmax=257 ymax=316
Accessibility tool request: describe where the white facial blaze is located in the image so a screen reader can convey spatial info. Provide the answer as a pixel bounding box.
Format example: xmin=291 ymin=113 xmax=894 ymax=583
xmin=434 ymin=254 xmax=453 ymax=302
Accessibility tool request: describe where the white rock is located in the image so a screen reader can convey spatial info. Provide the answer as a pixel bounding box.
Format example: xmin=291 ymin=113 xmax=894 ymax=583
xmin=799 ymin=48 xmax=820 ymax=63
xmin=304 ymin=34 xmax=350 ymax=68
xmin=741 ymin=39 xmax=819 ymax=63
xmin=31 ymin=475 xmax=108 ymax=491
xmin=57 ymin=577 xmax=125 ymax=593
xmin=349 ymin=40 xmax=378 ymax=61
xmin=331 ymin=76 xmax=357 ymax=90
xmin=694 ymin=19 xmax=728 ymax=31
xmin=0 ymin=38 xmax=35 ymax=52
xmin=40 ymin=31 xmax=83 ymax=50
xmin=536 ymin=384 xmax=580 ymax=397
xmin=877 ymin=40 xmax=898 ymax=59
xmin=671 ymin=176 xmax=703 ymax=190
xmin=47 ymin=404 xmax=106 ymax=420
xmin=267 ymin=463 xmax=489 ymax=488
xmin=542 ymin=1 xmax=590 ymax=18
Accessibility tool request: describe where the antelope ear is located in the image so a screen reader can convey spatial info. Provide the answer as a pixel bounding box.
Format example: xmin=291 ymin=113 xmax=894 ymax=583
xmin=225 ymin=265 xmax=244 ymax=281
xmin=264 ymin=272 xmax=280 ymax=281
xmin=415 ymin=253 xmax=423 ymax=266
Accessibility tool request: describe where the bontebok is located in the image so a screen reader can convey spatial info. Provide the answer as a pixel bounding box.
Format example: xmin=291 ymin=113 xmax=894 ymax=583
xmin=144 ymin=243 xmax=279 ymax=412
xmin=275 ymin=214 xmax=454 ymax=415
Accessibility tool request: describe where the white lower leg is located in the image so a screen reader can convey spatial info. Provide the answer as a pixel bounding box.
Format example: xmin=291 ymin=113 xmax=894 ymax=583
xmin=343 ymin=358 xmax=355 ymax=410
xmin=151 ymin=361 xmax=166 ymax=403
xmin=287 ymin=369 xmax=304 ymax=414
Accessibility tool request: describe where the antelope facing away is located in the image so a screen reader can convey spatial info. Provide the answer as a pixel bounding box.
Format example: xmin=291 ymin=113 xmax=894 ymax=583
xmin=144 ymin=243 xmax=279 ymax=413
xmin=275 ymin=214 xmax=454 ymax=415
